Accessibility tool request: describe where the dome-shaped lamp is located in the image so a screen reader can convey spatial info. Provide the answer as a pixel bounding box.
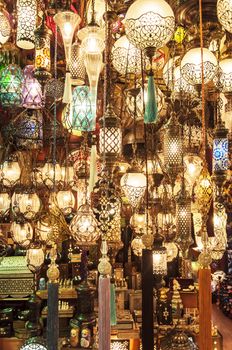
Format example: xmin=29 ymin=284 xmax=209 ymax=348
xmin=181 ymin=47 xmax=217 ymax=86
xmin=217 ymin=0 xmax=232 ymax=33
xmin=0 ymin=159 xmax=21 ymax=187
xmin=125 ymin=0 xmax=175 ymax=51
xmin=16 ymin=0 xmax=37 ymax=50
xmin=12 ymin=190 xmax=41 ymax=220
xmin=20 ymin=336 xmax=47 ymax=350
xmin=22 ymin=65 xmax=42 ymax=109
xmin=11 ymin=221 xmax=33 ymax=247
xmin=0 ymin=64 xmax=23 ymax=107
xmin=161 ymin=330 xmax=198 ymax=349
xmin=0 ymin=1 xmax=11 ymax=45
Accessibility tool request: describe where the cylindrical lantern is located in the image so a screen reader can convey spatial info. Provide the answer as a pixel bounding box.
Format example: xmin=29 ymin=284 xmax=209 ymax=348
xmin=0 ymin=190 xmax=11 ymax=217
xmin=125 ymin=0 xmax=175 ymax=50
xmin=99 ymin=104 xmax=122 ymax=163
xmin=16 ymin=0 xmax=37 ymax=49
xmin=0 ymin=3 xmax=11 ymax=45
xmin=12 ymin=190 xmax=41 ymax=220
xmin=111 ymin=35 xmax=143 ymax=75
xmin=120 ymin=167 xmax=146 ymax=208
xmin=34 ymin=16 xmax=52 ymax=83
xmin=42 ymin=162 xmax=62 ymax=188
xmin=70 ymin=40 xmax=86 ymax=85
xmin=181 ymin=47 xmax=217 ymax=85
xmin=213 ymin=120 xmax=229 ymax=186
xmin=22 ymin=65 xmax=42 ymax=109
xmin=11 ymin=221 xmax=33 ymax=247
xmin=0 ymin=160 xmax=21 ymax=187
xmin=57 ymin=190 xmax=75 ymax=216
xmin=0 ymin=64 xmax=23 ymax=107
xmin=26 ymin=242 xmax=45 ymax=272
xmin=153 ymin=234 xmax=167 ymax=276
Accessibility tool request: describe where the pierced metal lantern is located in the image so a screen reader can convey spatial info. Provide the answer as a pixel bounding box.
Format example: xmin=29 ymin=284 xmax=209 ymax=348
xmin=120 ymin=166 xmax=146 ymax=209
xmin=22 ymin=65 xmax=42 ymax=109
xmin=213 ymin=120 xmax=229 ymax=187
xmin=70 ymin=40 xmax=86 ymax=85
xmin=163 ymin=116 xmax=183 ymax=180
xmin=0 ymin=2 xmax=11 ymax=45
xmin=153 ymin=234 xmax=167 ymax=276
xmin=125 ymin=0 xmax=175 ymax=50
xmin=34 ymin=16 xmax=52 ymax=83
xmin=11 ymin=221 xmax=33 ymax=247
xmin=99 ymin=104 xmax=122 ymax=163
xmin=161 ymin=330 xmax=198 ymax=349
xmin=26 ymin=242 xmax=45 ymax=273
xmin=0 ymin=64 xmax=23 ymax=107
xmin=16 ymin=0 xmax=37 ymax=50
xmin=57 ymin=190 xmax=75 ymax=216
xmin=181 ymin=48 xmax=217 ymax=85
xmin=20 ymin=337 xmax=47 ymax=350
xmin=0 ymin=159 xmax=21 ymax=187
xmin=70 ymin=204 xmax=100 ymax=243
xmin=217 ymin=0 xmax=232 ymax=33
xmin=12 ymin=189 xmax=41 ymax=220
xmin=45 ymin=78 xmax=64 ymax=102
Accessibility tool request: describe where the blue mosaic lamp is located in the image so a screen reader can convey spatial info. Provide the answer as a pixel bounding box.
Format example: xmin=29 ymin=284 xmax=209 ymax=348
xmin=213 ymin=120 xmax=229 ymax=188
xmin=0 ymin=64 xmax=23 ymax=107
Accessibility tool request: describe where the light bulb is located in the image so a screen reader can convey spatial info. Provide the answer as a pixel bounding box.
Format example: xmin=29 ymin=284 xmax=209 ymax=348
xmin=63 ymin=22 xmax=73 ymax=39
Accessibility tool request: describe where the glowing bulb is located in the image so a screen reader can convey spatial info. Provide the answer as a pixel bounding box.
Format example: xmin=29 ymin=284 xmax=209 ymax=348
xmin=63 ymin=22 xmax=73 ymax=40
xmin=153 ymin=252 xmax=161 ymax=263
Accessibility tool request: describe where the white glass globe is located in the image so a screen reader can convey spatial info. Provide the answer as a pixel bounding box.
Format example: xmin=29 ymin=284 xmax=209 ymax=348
xmin=216 ymin=58 xmax=232 ymax=93
xmin=26 ymin=245 xmax=45 ymax=272
xmin=112 ymin=35 xmax=143 ymax=75
xmin=181 ymin=47 xmax=217 ymax=85
xmin=11 ymin=222 xmax=33 ymax=247
xmin=42 ymin=162 xmax=62 ymax=187
xmin=0 ymin=9 xmax=11 ymax=45
xmin=125 ymin=0 xmax=175 ymax=50
xmin=120 ymin=171 xmax=146 ymax=208
xmin=12 ymin=191 xmax=41 ymax=220
xmin=217 ymin=0 xmax=232 ymax=33
xmin=0 ymin=160 xmax=21 ymax=187
xmin=57 ymin=190 xmax=75 ymax=216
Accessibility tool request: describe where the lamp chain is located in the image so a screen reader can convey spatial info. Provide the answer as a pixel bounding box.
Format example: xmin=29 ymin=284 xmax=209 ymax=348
xmin=199 ymin=0 xmax=206 ymax=159
xmin=52 ymin=23 xmax=58 ymax=191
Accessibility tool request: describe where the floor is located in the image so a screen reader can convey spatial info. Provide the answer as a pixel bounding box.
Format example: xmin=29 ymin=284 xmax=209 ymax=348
xmin=212 ymin=304 xmax=232 ymax=350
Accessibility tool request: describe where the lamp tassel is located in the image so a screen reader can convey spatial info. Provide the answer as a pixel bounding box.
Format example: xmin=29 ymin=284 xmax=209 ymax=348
xmin=144 ymin=73 xmax=158 ymax=124
xmin=63 ymin=72 xmax=72 ymax=104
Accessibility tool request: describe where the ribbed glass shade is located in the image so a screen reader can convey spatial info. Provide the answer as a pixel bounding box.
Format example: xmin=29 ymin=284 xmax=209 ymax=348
xmin=12 ymin=191 xmax=41 ymax=220
xmin=181 ymin=47 xmax=217 ymax=85
xmin=11 ymin=222 xmax=33 ymax=247
xmin=0 ymin=160 xmax=21 ymax=187
xmin=70 ymin=41 xmax=86 ymax=85
xmin=217 ymin=0 xmax=232 ymax=33
xmin=16 ymin=0 xmax=37 ymax=49
xmin=57 ymin=190 xmax=75 ymax=216
xmin=0 ymin=8 xmax=11 ymax=45
xmin=111 ymin=35 xmax=142 ymax=75
xmin=120 ymin=171 xmax=146 ymax=208
xmin=125 ymin=0 xmax=175 ymax=50
xmin=22 ymin=65 xmax=42 ymax=109
xmin=0 ymin=64 xmax=23 ymax=107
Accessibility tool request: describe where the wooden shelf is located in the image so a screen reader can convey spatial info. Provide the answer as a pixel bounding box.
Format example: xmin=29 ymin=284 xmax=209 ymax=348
xmin=37 ymin=289 xmax=77 ymax=300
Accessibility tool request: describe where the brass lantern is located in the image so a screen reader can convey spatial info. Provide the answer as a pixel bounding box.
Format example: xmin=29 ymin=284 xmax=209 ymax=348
xmin=11 ymin=221 xmax=33 ymax=247
xmin=12 ymin=189 xmax=41 ymax=220
xmin=153 ymin=233 xmax=167 ymax=276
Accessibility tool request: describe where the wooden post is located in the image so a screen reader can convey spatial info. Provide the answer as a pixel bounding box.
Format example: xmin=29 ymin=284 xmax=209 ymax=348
xmin=198 ymin=268 xmax=212 ymax=350
xmin=47 ymin=282 xmax=59 ymax=350
xmin=142 ymin=249 xmax=154 ymax=350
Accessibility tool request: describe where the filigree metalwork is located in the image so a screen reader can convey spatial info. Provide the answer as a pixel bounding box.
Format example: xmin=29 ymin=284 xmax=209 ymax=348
xmin=217 ymin=0 xmax=232 ymax=33
xmin=16 ymin=0 xmax=37 ymax=50
xmin=181 ymin=61 xmax=216 ymax=86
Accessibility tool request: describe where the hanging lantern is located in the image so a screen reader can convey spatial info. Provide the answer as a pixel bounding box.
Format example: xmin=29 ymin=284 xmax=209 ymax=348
xmin=164 ymin=241 xmax=178 ymax=262
xmin=208 ymin=203 xmax=227 ymax=262
xmin=61 ymin=164 xmax=75 ymax=187
xmin=45 ymin=78 xmax=64 ymax=102
xmin=26 ymin=242 xmax=45 ymax=272
xmin=12 ymin=190 xmax=41 ymax=220
xmin=130 ymin=212 xmax=149 ymax=235
xmin=181 ymin=48 xmax=217 ymax=85
xmin=111 ymin=35 xmax=143 ymax=75
xmin=0 ymin=189 xmax=11 ymax=218
xmin=99 ymin=104 xmax=122 ymax=163
xmin=71 ymin=85 xmax=95 ymax=132
xmin=20 ymin=336 xmax=47 ymax=350
xmin=153 ymin=234 xmax=167 ymax=276
xmin=22 ymin=65 xmax=42 ymax=109
xmin=125 ymin=0 xmax=175 ymax=50
xmin=213 ymin=120 xmax=229 ymax=187
xmin=184 ymin=154 xmax=203 ymax=187
xmin=11 ymin=221 xmax=33 ymax=247
xmin=215 ymin=58 xmax=232 ymax=93
xmin=34 ymin=16 xmax=52 ymax=83
xmin=36 ymin=218 xmax=53 ymax=244
xmin=70 ymin=204 xmax=100 ymax=243
xmin=175 ymin=186 xmax=192 ymax=257
xmin=120 ymin=166 xmax=146 ymax=208
xmin=131 ymin=236 xmax=145 ymax=256
xmin=0 ymin=1 xmax=11 ymax=45
xmin=0 ymin=64 xmax=23 ymax=107
xmin=87 ymin=0 xmax=105 ymax=27
xmin=161 ymin=330 xmax=198 ymax=350
xmin=163 ymin=115 xmax=183 ymax=181
xmin=57 ymin=190 xmax=75 ymax=216
xmin=16 ymin=0 xmax=37 ymax=49
xmin=194 ymin=165 xmax=213 ymax=217
xmin=70 ymin=40 xmax=86 ymax=85
xmin=217 ymin=0 xmax=232 ymax=33
xmin=0 ymin=159 xmax=21 ymax=187
xmin=41 ymin=162 xmax=62 ymax=188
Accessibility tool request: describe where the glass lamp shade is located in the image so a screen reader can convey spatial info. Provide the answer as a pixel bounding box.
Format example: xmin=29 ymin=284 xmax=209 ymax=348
xmin=42 ymin=162 xmax=62 ymax=188
xmin=181 ymin=47 xmax=217 ymax=85
xmin=22 ymin=65 xmax=42 ymax=109
xmin=16 ymin=0 xmax=37 ymax=49
xmin=26 ymin=243 xmax=45 ymax=272
xmin=0 ymin=8 xmax=11 ymax=45
xmin=164 ymin=241 xmax=178 ymax=262
xmin=61 ymin=165 xmax=75 ymax=187
xmin=213 ymin=121 xmax=229 ymax=174
xmin=194 ymin=166 xmax=213 ymax=217
xmin=34 ymin=17 xmax=52 ymax=82
xmin=99 ymin=104 xmax=122 ymax=160
xmin=11 ymin=222 xmax=33 ymax=247
xmin=54 ymin=11 xmax=81 ymax=66
xmin=131 ymin=236 xmax=145 ymax=256
xmin=215 ymin=58 xmax=232 ymax=93
xmin=217 ymin=0 xmax=232 ymax=33
xmin=70 ymin=204 xmax=100 ymax=243
xmin=87 ymin=0 xmax=105 ymax=27
xmin=36 ymin=219 xmax=53 ymax=244
xmin=153 ymin=247 xmax=167 ymax=275
xmin=57 ymin=190 xmax=75 ymax=216
xmin=111 ymin=35 xmax=143 ymax=75
xmin=71 ymin=85 xmax=95 ymax=132
xmin=184 ymin=154 xmax=203 ymax=187
xmin=120 ymin=170 xmax=146 ymax=208
xmin=125 ymin=0 xmax=175 ymax=50
xmin=20 ymin=336 xmax=47 ymax=350
xmin=0 ymin=191 xmax=10 ymax=217
xmin=78 ymin=25 xmax=105 ymax=54
xmin=130 ymin=212 xmax=149 ymax=234
xmin=12 ymin=191 xmax=41 ymax=220
xmin=0 ymin=64 xmax=23 ymax=107
xmin=175 ymin=190 xmax=192 ymax=255
xmin=0 ymin=160 xmax=21 ymax=187
xmin=70 ymin=41 xmax=86 ymax=85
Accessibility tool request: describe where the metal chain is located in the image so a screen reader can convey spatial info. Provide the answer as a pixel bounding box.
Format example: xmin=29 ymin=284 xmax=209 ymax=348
xmin=53 ymin=22 xmax=58 ymax=191
xmin=199 ymin=0 xmax=206 ymax=159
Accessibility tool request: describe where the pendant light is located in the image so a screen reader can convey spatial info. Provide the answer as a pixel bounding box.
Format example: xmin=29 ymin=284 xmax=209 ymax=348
xmin=26 ymin=242 xmax=45 ymax=272
xmin=12 ymin=189 xmax=41 ymax=220
xmin=213 ymin=119 xmax=229 ymax=189
xmin=16 ymin=0 xmax=37 ymax=50
xmin=217 ymin=0 xmax=232 ymax=33
xmin=11 ymin=221 xmax=33 ymax=247
xmin=0 ymin=0 xmax=11 ymax=45
xmin=0 ymin=159 xmax=21 ymax=187
xmin=22 ymin=65 xmax=42 ymax=109
xmin=69 ymin=39 xmax=86 ymax=86
xmin=0 ymin=64 xmax=23 ymax=107
xmin=153 ymin=232 xmax=167 ymax=276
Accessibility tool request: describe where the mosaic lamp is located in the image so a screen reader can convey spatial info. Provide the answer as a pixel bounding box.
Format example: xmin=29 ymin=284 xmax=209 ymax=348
xmin=71 ymin=85 xmax=95 ymax=132
xmin=16 ymin=0 xmax=37 ymax=50
xmin=213 ymin=120 xmax=229 ymax=188
xmin=0 ymin=64 xmax=23 ymax=107
xmin=22 ymin=65 xmax=42 ymax=109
